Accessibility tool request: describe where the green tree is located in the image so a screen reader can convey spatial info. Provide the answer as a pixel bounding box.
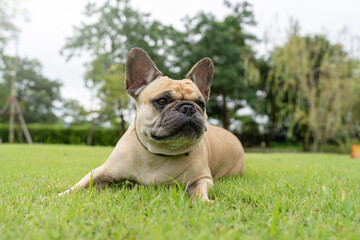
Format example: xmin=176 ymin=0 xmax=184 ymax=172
xmin=85 ymin=58 xmax=129 ymax=134
xmin=61 ymin=99 xmax=89 ymax=125
xmin=62 ymin=0 xmax=178 ymax=131
xmin=267 ymin=25 xmax=360 ymax=151
xmin=0 ymin=56 xmax=62 ymax=123
xmin=174 ymin=1 xmax=260 ymax=130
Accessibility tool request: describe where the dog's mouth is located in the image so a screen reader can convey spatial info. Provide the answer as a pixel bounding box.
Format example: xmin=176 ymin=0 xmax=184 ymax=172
xmin=150 ymin=119 xmax=206 ymax=142
xmin=147 ymin=100 xmax=207 ymax=145
xmin=150 ymin=133 xmax=166 ymax=141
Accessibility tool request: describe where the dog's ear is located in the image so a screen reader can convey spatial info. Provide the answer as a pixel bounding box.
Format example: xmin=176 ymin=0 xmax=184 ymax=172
xmin=185 ymin=58 xmax=214 ymax=102
xmin=125 ymin=48 xmax=163 ymax=97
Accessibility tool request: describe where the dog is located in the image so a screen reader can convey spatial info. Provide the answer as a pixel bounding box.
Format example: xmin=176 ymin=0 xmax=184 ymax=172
xmin=59 ymin=48 xmax=245 ymax=202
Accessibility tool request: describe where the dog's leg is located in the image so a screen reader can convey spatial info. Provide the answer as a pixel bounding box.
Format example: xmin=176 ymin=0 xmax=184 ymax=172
xmin=58 ymin=165 xmax=115 ymax=196
xmin=58 ymin=141 xmax=136 ymax=196
xmin=188 ymin=178 xmax=214 ymax=202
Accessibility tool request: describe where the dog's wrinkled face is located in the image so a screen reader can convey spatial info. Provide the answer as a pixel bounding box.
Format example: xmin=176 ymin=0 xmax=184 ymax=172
xmin=136 ymin=77 xmax=207 ymax=153
xmin=125 ymin=48 xmax=214 ymax=155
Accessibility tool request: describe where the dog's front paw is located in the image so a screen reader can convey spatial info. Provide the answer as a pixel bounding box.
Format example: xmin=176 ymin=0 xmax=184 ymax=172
xmin=192 ymin=196 xmax=214 ymax=204
xmin=206 ymin=199 xmax=214 ymax=204
xmin=57 ymin=189 xmax=70 ymax=196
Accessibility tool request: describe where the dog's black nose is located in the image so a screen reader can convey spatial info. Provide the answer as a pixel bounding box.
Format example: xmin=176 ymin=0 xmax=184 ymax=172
xmin=179 ymin=103 xmax=196 ymax=116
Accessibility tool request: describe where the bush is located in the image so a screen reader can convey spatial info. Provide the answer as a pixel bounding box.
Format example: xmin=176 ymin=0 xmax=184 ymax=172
xmin=0 ymin=124 xmax=121 ymax=146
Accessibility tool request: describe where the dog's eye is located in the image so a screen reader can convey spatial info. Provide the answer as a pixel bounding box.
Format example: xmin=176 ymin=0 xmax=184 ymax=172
xmin=156 ymin=98 xmax=168 ymax=106
xmin=197 ymin=101 xmax=205 ymax=110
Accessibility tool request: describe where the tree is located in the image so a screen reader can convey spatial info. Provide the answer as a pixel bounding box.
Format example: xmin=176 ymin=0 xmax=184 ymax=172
xmin=85 ymin=58 xmax=129 ymax=134
xmin=173 ymin=1 xmax=260 ymax=130
xmin=0 ymin=0 xmax=19 ymax=58
xmin=0 ymin=56 xmax=62 ymax=123
xmin=0 ymin=0 xmax=19 ymax=103
xmin=62 ymin=0 xmax=179 ymax=131
xmin=266 ymin=25 xmax=360 ymax=151
xmin=60 ymin=99 xmax=88 ymax=125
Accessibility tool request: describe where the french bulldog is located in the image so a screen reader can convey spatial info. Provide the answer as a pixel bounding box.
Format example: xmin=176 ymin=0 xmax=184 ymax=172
xmin=59 ymin=48 xmax=245 ymax=202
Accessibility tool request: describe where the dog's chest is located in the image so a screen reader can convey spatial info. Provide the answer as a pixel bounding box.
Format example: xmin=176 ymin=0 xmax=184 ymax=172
xmin=135 ymin=155 xmax=194 ymax=185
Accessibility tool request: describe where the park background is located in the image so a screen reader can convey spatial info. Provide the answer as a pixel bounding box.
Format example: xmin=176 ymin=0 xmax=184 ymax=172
xmin=2 ymin=1 xmax=360 ymax=239
xmin=1 ymin=0 xmax=360 ymax=152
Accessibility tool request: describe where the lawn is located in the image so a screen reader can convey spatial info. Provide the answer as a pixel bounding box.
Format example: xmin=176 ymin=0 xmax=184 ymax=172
xmin=0 ymin=144 xmax=359 ymax=239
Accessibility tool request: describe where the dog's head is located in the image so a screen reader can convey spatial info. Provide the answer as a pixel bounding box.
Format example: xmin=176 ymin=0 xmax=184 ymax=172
xmin=125 ymin=48 xmax=214 ymax=155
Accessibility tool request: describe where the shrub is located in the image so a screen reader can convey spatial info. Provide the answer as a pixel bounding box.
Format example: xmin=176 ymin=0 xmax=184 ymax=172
xmin=0 ymin=124 xmax=120 ymax=146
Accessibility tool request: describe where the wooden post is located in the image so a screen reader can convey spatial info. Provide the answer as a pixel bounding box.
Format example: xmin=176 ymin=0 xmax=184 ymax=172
xmin=14 ymin=99 xmax=33 ymax=144
xmin=9 ymin=37 xmax=19 ymax=143
xmin=16 ymin=118 xmax=24 ymax=143
xmin=9 ymin=98 xmax=15 ymax=143
xmin=0 ymin=36 xmax=33 ymax=144
xmin=0 ymin=99 xmax=11 ymax=115
xmin=0 ymin=97 xmax=33 ymax=144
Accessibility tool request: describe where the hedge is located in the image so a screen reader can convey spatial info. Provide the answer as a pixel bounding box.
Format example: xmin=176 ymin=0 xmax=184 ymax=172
xmin=1 ymin=124 xmax=356 ymax=152
xmin=0 ymin=124 xmax=121 ymax=146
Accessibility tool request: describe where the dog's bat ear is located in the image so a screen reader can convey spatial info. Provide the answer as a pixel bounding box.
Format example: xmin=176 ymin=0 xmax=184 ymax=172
xmin=185 ymin=58 xmax=214 ymax=102
xmin=125 ymin=48 xmax=163 ymax=97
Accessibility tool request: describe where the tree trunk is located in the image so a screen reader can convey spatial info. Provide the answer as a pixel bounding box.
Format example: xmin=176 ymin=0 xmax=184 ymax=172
xmin=312 ymin=134 xmax=320 ymax=152
xmin=9 ymin=47 xmax=19 ymax=144
xmin=302 ymin=130 xmax=311 ymax=152
xmin=16 ymin=121 xmax=24 ymax=143
xmin=14 ymin=99 xmax=33 ymax=144
xmin=9 ymin=100 xmax=15 ymax=143
xmin=267 ymin=93 xmax=277 ymax=145
xmin=312 ymin=141 xmax=320 ymax=152
xmin=219 ymin=87 xmax=229 ymax=130
xmin=119 ymin=113 xmax=125 ymax=137
xmin=86 ymin=120 xmax=96 ymax=146
xmin=267 ymin=122 xmax=275 ymax=145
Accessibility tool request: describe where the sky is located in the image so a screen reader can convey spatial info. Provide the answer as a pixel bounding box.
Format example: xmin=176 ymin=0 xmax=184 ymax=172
xmin=9 ymin=0 xmax=360 ymax=110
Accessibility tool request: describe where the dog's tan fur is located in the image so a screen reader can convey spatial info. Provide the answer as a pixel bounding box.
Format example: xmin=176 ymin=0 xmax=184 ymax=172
xmin=59 ymin=48 xmax=245 ymax=201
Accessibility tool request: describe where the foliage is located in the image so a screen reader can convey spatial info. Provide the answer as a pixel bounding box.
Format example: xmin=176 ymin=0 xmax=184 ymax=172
xmin=266 ymin=24 xmax=360 ymax=151
xmin=0 ymin=56 xmax=62 ymax=123
xmin=62 ymin=0 xmax=263 ymax=132
xmin=85 ymin=57 xmax=129 ymax=132
xmin=1 ymin=0 xmax=64 ymax=126
xmin=62 ymin=0 xmax=179 ymax=129
xmin=0 ymin=123 xmax=120 ymax=145
xmin=0 ymin=0 xmax=20 ymax=57
xmin=2 ymin=0 xmax=358 ymax=148
xmin=1 ymin=145 xmax=360 ymax=239
xmin=62 ymin=0 xmax=177 ymax=73
xmin=60 ymin=99 xmax=89 ymax=125
xmin=174 ymin=1 xmax=261 ymax=130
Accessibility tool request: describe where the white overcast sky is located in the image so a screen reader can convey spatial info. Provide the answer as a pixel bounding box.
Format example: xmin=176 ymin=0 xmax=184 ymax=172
xmin=9 ymin=0 xmax=360 ymax=110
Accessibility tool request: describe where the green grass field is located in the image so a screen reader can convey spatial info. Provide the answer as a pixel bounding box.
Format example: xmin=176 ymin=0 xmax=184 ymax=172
xmin=0 ymin=144 xmax=359 ymax=239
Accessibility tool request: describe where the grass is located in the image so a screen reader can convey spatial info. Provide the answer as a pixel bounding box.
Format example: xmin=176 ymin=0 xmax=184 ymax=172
xmin=246 ymin=142 xmax=354 ymax=154
xmin=0 ymin=144 xmax=359 ymax=239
